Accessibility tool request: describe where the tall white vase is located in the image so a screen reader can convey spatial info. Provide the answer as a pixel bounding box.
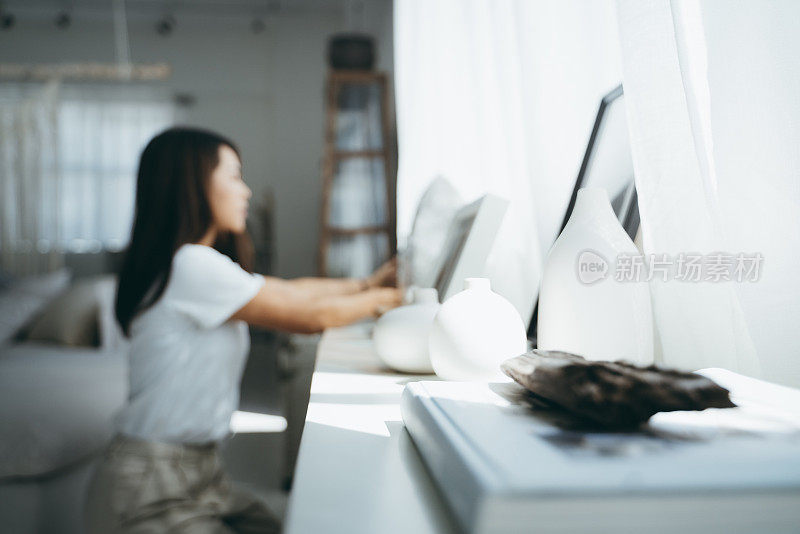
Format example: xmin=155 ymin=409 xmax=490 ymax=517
xmin=537 ymin=187 xmax=653 ymax=364
xmin=429 ymin=278 xmax=527 ymax=381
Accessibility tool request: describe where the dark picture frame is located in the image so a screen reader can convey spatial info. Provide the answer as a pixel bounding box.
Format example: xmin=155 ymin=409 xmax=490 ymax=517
xmin=527 ymin=84 xmax=640 ymax=342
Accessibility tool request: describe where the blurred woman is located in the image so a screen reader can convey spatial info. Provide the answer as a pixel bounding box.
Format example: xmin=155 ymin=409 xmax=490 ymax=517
xmin=85 ymin=127 xmax=401 ymax=533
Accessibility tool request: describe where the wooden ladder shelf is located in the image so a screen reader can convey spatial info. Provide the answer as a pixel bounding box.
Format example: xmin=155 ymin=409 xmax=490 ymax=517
xmin=318 ymin=70 xmax=395 ymax=276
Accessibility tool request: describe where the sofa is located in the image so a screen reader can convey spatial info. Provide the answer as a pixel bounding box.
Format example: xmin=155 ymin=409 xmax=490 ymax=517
xmin=0 ymin=270 xmax=128 ymax=534
xmin=0 ymin=268 xmax=319 ymax=533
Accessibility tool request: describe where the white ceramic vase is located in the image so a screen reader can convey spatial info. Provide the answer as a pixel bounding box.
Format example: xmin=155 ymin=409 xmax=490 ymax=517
xmin=537 ymin=187 xmax=653 ymax=364
xmin=373 ymin=287 xmax=439 ymax=373
xmin=429 ymin=278 xmax=527 ymax=381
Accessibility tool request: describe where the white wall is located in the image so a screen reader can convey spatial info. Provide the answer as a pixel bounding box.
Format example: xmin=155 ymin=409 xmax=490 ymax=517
xmin=0 ymin=0 xmax=394 ymax=278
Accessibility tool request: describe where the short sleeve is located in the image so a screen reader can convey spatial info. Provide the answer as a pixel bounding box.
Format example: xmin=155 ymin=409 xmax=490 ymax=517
xmin=163 ymin=244 xmax=265 ymax=329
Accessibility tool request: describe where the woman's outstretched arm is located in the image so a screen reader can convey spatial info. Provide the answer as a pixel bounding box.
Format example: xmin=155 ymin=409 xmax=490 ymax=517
xmin=231 ymin=277 xmax=402 ymax=334
xmin=283 ymin=257 xmax=398 ymax=298
xmin=283 ymin=276 xmax=365 ymax=297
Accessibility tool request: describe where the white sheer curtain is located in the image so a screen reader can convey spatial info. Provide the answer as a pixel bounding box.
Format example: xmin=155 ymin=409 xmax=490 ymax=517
xmin=0 ymin=82 xmax=61 ymax=276
xmin=396 ymin=0 xmax=800 ymax=386
xmin=0 ymin=81 xmax=175 ymax=276
xmin=394 ymin=0 xmax=622 ymax=319
xmin=616 ymin=0 xmax=800 ymax=386
xmin=58 ymin=83 xmax=176 ymax=253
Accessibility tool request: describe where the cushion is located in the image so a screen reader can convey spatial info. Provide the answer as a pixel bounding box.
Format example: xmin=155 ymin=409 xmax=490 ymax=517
xmin=0 ymin=269 xmax=71 ymax=347
xmin=96 ymin=276 xmax=126 ymax=351
xmin=0 ymin=343 xmax=127 ymax=479
xmin=24 ymin=276 xmax=119 ymax=348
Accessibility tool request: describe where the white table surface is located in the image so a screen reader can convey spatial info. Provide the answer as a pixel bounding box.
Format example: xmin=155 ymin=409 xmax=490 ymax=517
xmin=283 ymin=323 xmax=800 ymax=534
xmin=283 ymin=322 xmax=459 ymax=534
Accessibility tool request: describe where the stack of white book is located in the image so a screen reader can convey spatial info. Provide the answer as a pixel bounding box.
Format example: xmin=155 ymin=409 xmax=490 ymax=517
xmin=401 ymin=368 xmax=800 ymax=534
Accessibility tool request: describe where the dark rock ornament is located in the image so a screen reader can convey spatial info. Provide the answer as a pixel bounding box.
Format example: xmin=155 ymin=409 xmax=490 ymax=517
xmin=501 ymin=350 xmax=736 ymax=430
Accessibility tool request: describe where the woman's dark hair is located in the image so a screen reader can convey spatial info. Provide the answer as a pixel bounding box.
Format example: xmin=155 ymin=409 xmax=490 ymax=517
xmin=115 ymin=126 xmax=254 ymax=336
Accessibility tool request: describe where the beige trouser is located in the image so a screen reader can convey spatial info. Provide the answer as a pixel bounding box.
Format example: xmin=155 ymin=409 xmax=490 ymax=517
xmin=84 ymin=435 xmax=281 ymax=534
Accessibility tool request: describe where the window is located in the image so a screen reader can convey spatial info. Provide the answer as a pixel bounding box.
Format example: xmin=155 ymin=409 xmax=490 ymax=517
xmin=58 ymin=84 xmax=176 ymax=252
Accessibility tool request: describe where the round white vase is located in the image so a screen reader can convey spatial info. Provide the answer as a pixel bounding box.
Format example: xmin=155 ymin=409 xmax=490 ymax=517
xmin=537 ymin=187 xmax=653 ymax=364
xmin=429 ymin=278 xmax=527 ymax=381
xmin=373 ymin=287 xmax=439 ymax=373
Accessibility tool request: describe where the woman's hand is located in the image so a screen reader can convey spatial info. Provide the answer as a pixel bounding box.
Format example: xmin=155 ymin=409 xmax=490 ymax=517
xmin=364 ymin=257 xmax=398 ymax=289
xmin=285 ymin=258 xmax=398 ymax=297
xmin=366 ymin=287 xmax=404 ymax=316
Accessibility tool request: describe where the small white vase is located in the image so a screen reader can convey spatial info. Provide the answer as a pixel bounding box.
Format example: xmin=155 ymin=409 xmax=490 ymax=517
xmin=537 ymin=187 xmax=653 ymax=364
xmin=429 ymin=278 xmax=527 ymax=381
xmin=373 ymin=288 xmax=439 ymax=373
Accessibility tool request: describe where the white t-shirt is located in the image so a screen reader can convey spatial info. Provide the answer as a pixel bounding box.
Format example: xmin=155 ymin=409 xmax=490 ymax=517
xmin=115 ymin=244 xmax=265 ymax=444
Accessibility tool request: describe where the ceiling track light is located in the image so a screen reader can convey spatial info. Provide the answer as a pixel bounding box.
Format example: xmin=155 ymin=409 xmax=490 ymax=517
xmin=155 ymin=15 xmax=175 ymax=37
xmin=0 ymin=9 xmax=14 ymax=30
xmin=55 ymin=11 xmax=71 ymax=30
xmin=250 ymin=17 xmax=265 ymax=34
